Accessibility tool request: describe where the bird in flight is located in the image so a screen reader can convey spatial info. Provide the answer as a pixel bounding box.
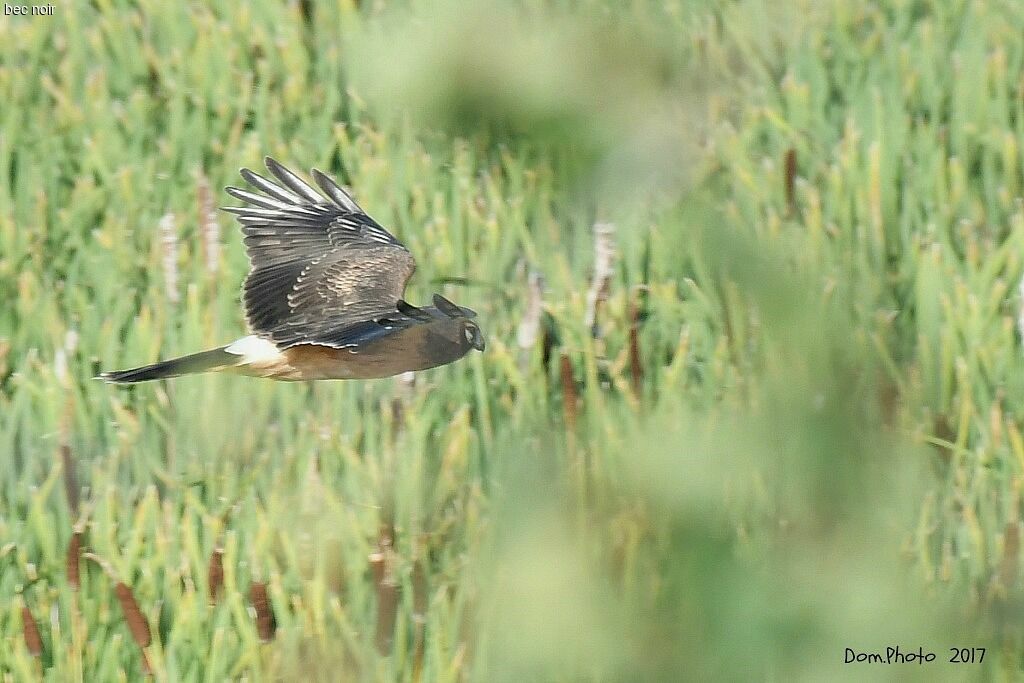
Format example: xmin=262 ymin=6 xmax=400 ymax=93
xmin=101 ymin=158 xmax=484 ymax=383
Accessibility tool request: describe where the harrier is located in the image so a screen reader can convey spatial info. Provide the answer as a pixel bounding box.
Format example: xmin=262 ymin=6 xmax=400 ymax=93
xmin=101 ymin=158 xmax=484 ymax=383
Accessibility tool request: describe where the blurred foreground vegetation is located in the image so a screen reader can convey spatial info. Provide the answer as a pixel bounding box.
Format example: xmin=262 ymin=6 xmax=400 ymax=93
xmin=2 ymin=0 xmax=1024 ymax=680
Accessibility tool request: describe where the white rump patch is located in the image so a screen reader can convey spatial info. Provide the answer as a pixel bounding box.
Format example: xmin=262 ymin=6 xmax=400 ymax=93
xmin=226 ymin=335 xmax=282 ymax=364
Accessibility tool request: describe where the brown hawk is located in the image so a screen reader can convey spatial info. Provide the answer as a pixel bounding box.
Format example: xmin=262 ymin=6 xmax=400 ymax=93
xmin=101 ymin=158 xmax=484 ymax=383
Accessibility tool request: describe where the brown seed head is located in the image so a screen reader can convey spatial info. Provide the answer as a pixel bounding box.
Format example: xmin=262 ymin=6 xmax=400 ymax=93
xmin=66 ymin=531 xmax=82 ymax=591
xmin=115 ymin=582 xmax=151 ymax=649
xmin=21 ymin=601 xmax=42 ymax=657
xmin=208 ymin=548 xmax=224 ymax=604
xmin=250 ymin=581 xmax=277 ymax=642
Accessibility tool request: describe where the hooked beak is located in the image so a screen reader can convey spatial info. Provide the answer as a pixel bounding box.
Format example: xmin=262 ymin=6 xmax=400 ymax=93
xmin=473 ymin=330 xmax=486 ymax=352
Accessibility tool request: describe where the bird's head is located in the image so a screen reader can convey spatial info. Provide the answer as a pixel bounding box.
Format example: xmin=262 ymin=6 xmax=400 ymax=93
xmin=433 ymin=293 xmax=485 ymax=352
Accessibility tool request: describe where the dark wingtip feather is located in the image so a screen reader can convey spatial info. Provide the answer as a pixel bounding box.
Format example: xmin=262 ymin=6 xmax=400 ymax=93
xmin=238 ymin=167 xmax=261 ymax=185
xmin=223 ymin=186 xmax=250 ymax=203
xmin=433 ymin=293 xmax=477 ymax=319
xmin=311 ymin=167 xmax=362 ymax=213
xmin=396 ymin=300 xmax=433 ymax=322
xmin=235 ymin=166 xmax=305 ymax=205
xmin=263 ymin=157 xmax=324 ymax=204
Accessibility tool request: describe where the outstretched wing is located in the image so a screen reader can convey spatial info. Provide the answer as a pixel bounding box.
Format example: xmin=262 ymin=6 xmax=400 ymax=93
xmin=223 ymin=157 xmax=416 ymax=348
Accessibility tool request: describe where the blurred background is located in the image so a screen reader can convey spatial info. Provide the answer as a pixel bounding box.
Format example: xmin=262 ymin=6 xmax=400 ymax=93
xmin=1 ymin=0 xmax=1023 ymax=680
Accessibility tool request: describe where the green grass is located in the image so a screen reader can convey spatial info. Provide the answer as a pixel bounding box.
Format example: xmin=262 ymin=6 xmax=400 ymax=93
xmin=4 ymin=0 xmax=1024 ymax=680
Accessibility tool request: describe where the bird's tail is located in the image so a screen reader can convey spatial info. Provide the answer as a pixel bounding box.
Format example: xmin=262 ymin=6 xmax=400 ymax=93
xmin=99 ymin=347 xmax=239 ymax=384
